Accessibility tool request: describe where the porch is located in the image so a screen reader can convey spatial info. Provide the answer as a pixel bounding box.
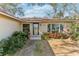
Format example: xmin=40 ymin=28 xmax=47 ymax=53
xmin=21 ymin=18 xmax=79 ymax=40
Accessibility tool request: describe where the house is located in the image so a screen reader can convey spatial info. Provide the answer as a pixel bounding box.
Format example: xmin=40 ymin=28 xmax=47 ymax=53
xmin=0 ymin=10 xmax=79 ymax=40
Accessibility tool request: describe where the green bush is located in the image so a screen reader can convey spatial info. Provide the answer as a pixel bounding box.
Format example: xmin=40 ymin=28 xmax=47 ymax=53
xmin=76 ymin=36 xmax=79 ymax=41
xmin=0 ymin=31 xmax=27 ymax=56
xmin=71 ymin=32 xmax=79 ymax=41
xmin=41 ymin=32 xmax=50 ymax=40
xmin=0 ymin=39 xmax=9 ymax=55
xmin=70 ymin=23 xmax=79 ymax=41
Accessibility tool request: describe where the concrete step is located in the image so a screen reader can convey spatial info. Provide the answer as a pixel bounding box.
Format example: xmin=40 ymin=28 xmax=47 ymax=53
xmin=30 ymin=35 xmax=41 ymax=40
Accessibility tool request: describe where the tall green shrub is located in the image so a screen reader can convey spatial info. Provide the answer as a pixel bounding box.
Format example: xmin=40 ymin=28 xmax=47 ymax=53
xmin=0 ymin=31 xmax=27 ymax=55
xmin=70 ymin=23 xmax=79 ymax=40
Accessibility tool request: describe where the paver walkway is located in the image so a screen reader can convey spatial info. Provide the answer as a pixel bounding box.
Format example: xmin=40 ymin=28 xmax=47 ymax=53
xmin=14 ymin=40 xmax=55 ymax=56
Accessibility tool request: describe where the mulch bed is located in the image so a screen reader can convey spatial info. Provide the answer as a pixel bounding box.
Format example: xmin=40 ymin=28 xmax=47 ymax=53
xmin=48 ymin=38 xmax=79 ymax=56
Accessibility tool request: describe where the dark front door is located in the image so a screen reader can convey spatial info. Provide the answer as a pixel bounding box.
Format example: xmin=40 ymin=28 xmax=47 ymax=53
xmin=33 ymin=23 xmax=39 ymax=35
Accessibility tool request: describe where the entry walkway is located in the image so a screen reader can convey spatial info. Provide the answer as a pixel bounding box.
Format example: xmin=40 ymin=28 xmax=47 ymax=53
xmin=14 ymin=40 xmax=55 ymax=56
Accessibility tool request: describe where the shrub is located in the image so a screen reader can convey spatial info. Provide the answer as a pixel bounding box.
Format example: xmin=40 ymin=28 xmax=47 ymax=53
xmin=41 ymin=32 xmax=50 ymax=40
xmin=70 ymin=23 xmax=79 ymax=41
xmin=0 ymin=39 xmax=9 ymax=55
xmin=0 ymin=31 xmax=27 ymax=56
xmin=76 ymin=36 xmax=79 ymax=41
xmin=42 ymin=32 xmax=69 ymax=40
xmin=48 ymin=32 xmax=62 ymax=39
xmin=62 ymin=33 xmax=69 ymax=39
xmin=71 ymin=32 xmax=79 ymax=41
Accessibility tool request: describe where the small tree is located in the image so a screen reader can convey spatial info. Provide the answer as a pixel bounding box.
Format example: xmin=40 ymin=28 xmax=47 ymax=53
xmin=70 ymin=23 xmax=79 ymax=41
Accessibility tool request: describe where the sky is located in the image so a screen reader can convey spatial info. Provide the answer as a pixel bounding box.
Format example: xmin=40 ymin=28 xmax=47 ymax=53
xmin=15 ymin=3 xmax=79 ymax=19
xmin=15 ymin=3 xmax=54 ymax=18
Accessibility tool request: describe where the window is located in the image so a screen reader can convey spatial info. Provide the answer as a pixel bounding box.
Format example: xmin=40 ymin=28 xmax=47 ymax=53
xmin=48 ymin=24 xmax=51 ymax=32
xmin=48 ymin=24 xmax=64 ymax=32
xmin=52 ymin=24 xmax=55 ymax=32
xmin=54 ymin=24 xmax=59 ymax=32
xmin=60 ymin=24 xmax=63 ymax=32
xmin=23 ymin=24 xmax=30 ymax=33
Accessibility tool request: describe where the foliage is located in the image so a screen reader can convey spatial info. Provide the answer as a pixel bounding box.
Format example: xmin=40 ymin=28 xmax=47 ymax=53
xmin=41 ymin=32 xmax=50 ymax=40
xmin=41 ymin=32 xmax=69 ymax=40
xmin=0 ymin=3 xmax=24 ymax=16
xmin=71 ymin=32 xmax=79 ymax=41
xmin=51 ymin=3 xmax=78 ymax=19
xmin=70 ymin=23 xmax=79 ymax=41
xmin=70 ymin=23 xmax=76 ymax=33
xmin=49 ymin=32 xmax=69 ymax=39
xmin=0 ymin=31 xmax=27 ymax=56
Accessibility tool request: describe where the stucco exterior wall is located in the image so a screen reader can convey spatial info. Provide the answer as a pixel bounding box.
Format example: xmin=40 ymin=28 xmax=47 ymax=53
xmin=0 ymin=14 xmax=21 ymax=41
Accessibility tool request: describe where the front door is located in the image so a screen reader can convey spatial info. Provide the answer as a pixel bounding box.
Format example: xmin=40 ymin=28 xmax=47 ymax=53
xmin=33 ymin=23 xmax=39 ymax=35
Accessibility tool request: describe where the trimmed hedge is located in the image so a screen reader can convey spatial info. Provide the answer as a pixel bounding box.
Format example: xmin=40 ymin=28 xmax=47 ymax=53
xmin=0 ymin=31 xmax=27 ymax=56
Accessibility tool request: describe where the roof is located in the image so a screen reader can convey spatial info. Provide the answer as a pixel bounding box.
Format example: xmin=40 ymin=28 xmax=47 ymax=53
xmin=0 ymin=8 xmax=22 ymax=22
xmin=21 ymin=18 xmax=79 ymax=23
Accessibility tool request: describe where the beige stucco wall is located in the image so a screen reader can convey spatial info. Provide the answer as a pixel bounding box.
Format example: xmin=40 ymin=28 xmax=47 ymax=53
xmin=0 ymin=14 xmax=21 ymax=41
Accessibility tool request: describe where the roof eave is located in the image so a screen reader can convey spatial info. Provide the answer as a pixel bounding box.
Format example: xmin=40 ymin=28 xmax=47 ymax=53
xmin=0 ymin=12 xmax=23 ymax=22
